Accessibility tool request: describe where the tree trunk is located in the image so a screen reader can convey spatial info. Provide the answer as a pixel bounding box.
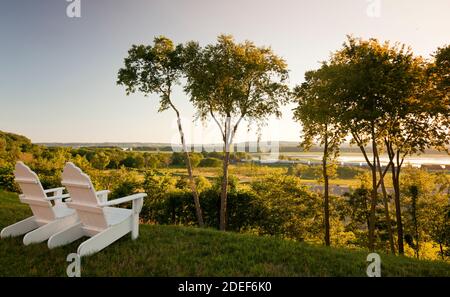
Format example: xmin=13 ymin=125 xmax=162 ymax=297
xmin=368 ymin=125 xmax=378 ymax=251
xmin=184 ymin=150 xmax=204 ymax=227
xmin=175 ymin=117 xmax=204 ymax=227
xmin=390 ymin=149 xmax=404 ymax=255
xmin=411 ymin=186 xmax=420 ymax=259
xmin=375 ymin=152 xmax=395 ymax=254
xmin=322 ymin=132 xmax=331 ymax=246
xmin=219 ymin=149 xmax=230 ymax=231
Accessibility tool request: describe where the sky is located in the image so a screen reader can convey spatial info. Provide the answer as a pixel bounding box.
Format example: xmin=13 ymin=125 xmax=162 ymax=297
xmin=0 ymin=0 xmax=449 ymax=144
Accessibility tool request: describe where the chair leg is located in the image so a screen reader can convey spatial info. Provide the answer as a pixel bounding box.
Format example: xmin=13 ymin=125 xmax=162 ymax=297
xmin=131 ymin=197 xmax=143 ymax=240
xmin=1 ymin=216 xmax=38 ymax=238
xmin=77 ymin=217 xmax=131 ymax=257
xmin=131 ymin=213 xmax=139 ymax=240
xmin=23 ymin=213 xmax=79 ymax=245
xmin=48 ymin=222 xmax=84 ymax=249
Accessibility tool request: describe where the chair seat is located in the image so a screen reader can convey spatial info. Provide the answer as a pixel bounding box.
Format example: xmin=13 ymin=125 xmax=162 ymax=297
xmin=53 ymin=203 xmax=76 ymax=219
xmin=103 ymin=207 xmax=132 ymax=227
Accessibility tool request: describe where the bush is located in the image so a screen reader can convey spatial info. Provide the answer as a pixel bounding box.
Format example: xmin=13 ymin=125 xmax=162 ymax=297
xmin=336 ymin=166 xmax=366 ymax=179
xmin=170 ymin=152 xmax=203 ymax=167
xmin=89 ymin=167 xmax=142 ymax=199
xmin=286 ymin=164 xmax=321 ymax=179
xmin=0 ymin=163 xmax=19 ymax=192
xmin=202 ymin=151 xmax=223 ymax=159
xmin=141 ymin=186 xmax=264 ymax=231
xmin=120 ymin=153 xmax=145 ymax=169
xmin=198 ymin=158 xmax=222 ymax=168
xmin=38 ymin=173 xmax=62 ymax=190
xmin=197 ymin=189 xmax=265 ymax=231
xmin=251 ymin=174 xmax=324 ymax=241
xmin=140 ymin=172 xmax=326 ymax=242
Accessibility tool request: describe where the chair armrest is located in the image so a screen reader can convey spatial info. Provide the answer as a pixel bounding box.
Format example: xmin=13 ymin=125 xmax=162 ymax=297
xmin=44 ymin=187 xmax=65 ymax=194
xmin=96 ymin=190 xmax=110 ymax=196
xmin=45 ymin=193 xmax=70 ymax=201
xmin=96 ymin=190 xmax=110 ymax=203
xmin=45 ymin=187 xmax=68 ymax=205
xmin=98 ymin=193 xmax=147 ymax=207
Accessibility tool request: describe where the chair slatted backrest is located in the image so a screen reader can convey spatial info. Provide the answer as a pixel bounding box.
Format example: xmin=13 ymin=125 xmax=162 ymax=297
xmin=62 ymin=162 xmax=108 ymax=234
xmin=14 ymin=161 xmax=55 ymax=223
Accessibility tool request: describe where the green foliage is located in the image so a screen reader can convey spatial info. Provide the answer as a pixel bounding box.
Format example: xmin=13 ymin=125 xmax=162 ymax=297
xmin=91 ymin=152 xmax=110 ymax=170
xmin=0 ymin=131 xmax=33 ymax=163
xmin=194 ymin=176 xmax=211 ymax=193
xmin=183 ymin=35 xmax=291 ymax=229
xmin=141 ymin=172 xmax=330 ymax=243
xmin=184 ymin=35 xmax=290 ymax=124
xmin=120 ymin=153 xmax=145 ymax=169
xmin=198 ymin=157 xmax=222 ymax=168
xmin=0 ymin=163 xmax=18 ymax=192
xmin=293 ymin=62 xmax=346 ymax=157
xmin=28 ymin=147 xmax=72 ymax=189
xmin=343 ymin=188 xmax=371 ymax=247
xmin=170 ymin=152 xmax=185 ymax=166
xmin=251 ymin=174 xmax=323 ymax=242
xmin=286 ymin=164 xmax=324 ymax=180
xmin=202 ymin=151 xmax=223 ymax=159
xmin=141 ymin=169 xmax=177 ymax=223
xmin=117 ymin=36 xmax=184 ymax=112
xmin=336 ymin=166 xmax=366 ymax=179
xmin=117 ymin=36 xmax=205 ymax=226
xmin=141 ymin=152 xmax=169 ymax=168
xmin=108 ymin=168 xmax=141 ymax=199
xmin=1 ymin=126 xmax=449 ymax=261
xmin=400 ymin=168 xmax=450 ymax=259
xmin=428 ymin=45 xmax=449 ymax=120
xmin=1 ymin=190 xmax=449 ymax=276
xmin=171 ymin=152 xmax=202 ymax=167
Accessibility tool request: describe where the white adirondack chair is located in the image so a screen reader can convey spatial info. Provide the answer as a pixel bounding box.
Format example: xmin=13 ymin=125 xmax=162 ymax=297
xmin=0 ymin=161 xmax=78 ymax=245
xmin=47 ymin=162 xmax=147 ymax=257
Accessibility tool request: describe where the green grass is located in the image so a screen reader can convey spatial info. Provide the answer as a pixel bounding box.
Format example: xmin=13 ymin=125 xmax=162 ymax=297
xmin=1 ymin=190 xmax=449 ymax=276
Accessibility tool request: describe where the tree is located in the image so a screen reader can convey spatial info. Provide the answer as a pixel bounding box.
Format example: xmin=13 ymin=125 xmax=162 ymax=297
xmin=382 ymin=44 xmax=450 ymax=254
xmin=117 ymin=36 xmax=204 ymax=227
xmin=184 ymin=35 xmax=289 ymax=230
xmin=429 ymin=45 xmax=449 ymax=105
xmin=293 ymin=63 xmax=346 ymax=246
xmin=433 ymin=205 xmax=450 ymax=260
xmin=251 ymin=173 xmax=324 ymax=242
xmin=328 ymin=36 xmax=426 ymax=251
xmin=407 ymin=185 xmax=420 ymax=258
xmin=91 ymin=151 xmax=110 ymax=170
xmin=400 ymin=168 xmax=449 ymax=260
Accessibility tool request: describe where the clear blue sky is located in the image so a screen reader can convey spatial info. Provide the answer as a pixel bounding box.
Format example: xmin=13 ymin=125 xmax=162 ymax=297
xmin=1 ymin=0 xmax=449 ymax=143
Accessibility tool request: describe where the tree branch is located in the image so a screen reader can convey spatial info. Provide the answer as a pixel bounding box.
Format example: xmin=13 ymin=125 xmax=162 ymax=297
xmin=352 ymin=131 xmax=373 ymax=168
xmin=209 ymin=106 xmax=226 ymax=142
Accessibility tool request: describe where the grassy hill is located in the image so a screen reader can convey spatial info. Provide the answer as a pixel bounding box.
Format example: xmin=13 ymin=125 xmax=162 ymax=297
xmin=0 ymin=190 xmax=449 ymax=277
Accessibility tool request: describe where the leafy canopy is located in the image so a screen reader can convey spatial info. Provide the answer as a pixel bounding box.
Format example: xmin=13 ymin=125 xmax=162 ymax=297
xmin=117 ymin=36 xmax=184 ymax=112
xmin=183 ymin=35 xmax=290 ymax=136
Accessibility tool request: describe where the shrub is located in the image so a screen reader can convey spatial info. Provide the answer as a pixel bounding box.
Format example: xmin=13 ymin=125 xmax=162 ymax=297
xmin=120 ymin=153 xmax=145 ymax=169
xmin=251 ymin=174 xmax=323 ymax=241
xmin=140 ymin=172 xmax=325 ymax=242
xmin=0 ymin=163 xmax=19 ymax=192
xmin=170 ymin=152 xmax=203 ymax=167
xmin=336 ymin=166 xmax=366 ymax=179
xmin=286 ymin=164 xmax=321 ymax=179
xmin=198 ymin=158 xmax=222 ymax=168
